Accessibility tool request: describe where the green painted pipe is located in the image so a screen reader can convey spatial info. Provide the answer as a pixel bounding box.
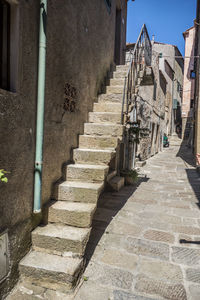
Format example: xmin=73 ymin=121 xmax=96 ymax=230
xmin=34 ymin=0 xmax=47 ymax=213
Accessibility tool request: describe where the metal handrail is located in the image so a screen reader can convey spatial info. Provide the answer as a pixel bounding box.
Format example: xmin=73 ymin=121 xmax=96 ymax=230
xmin=121 ymin=24 xmax=152 ymax=124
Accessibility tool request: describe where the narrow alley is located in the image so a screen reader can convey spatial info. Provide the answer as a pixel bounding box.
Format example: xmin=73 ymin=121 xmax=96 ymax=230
xmin=73 ymin=136 xmax=200 ymax=300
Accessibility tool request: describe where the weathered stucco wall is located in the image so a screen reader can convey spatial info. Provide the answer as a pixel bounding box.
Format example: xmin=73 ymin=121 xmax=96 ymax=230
xmin=0 ymin=0 xmax=127 ymax=297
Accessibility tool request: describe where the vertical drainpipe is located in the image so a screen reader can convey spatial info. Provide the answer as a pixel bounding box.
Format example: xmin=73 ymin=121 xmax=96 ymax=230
xmin=34 ymin=0 xmax=47 ymax=213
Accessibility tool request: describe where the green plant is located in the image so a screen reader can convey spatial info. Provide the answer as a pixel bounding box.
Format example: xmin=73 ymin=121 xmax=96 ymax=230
xmin=121 ymin=169 xmax=138 ymax=182
xmin=0 ymin=169 xmax=9 ymax=183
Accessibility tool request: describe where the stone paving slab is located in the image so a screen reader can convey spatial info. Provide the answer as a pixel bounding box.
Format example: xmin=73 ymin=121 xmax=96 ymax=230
xmin=75 ymin=139 xmax=200 ymax=300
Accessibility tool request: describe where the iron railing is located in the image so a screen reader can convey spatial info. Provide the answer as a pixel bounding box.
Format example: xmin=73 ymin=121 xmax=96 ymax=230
xmin=121 ymin=24 xmax=152 ymax=125
xmin=121 ymin=24 xmax=152 ymax=170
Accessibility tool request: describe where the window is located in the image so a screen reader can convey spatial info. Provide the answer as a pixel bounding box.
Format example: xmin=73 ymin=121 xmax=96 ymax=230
xmin=0 ymin=0 xmax=10 ymax=90
xmin=190 ymin=99 xmax=194 ymax=109
xmin=190 ymin=70 xmax=196 ymax=79
xmin=104 ymin=0 xmax=111 ymax=14
xmin=0 ymin=0 xmax=19 ymax=92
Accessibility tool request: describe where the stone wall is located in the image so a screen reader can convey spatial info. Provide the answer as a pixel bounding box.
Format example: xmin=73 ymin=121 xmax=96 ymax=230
xmin=0 ymin=0 xmax=127 ymax=297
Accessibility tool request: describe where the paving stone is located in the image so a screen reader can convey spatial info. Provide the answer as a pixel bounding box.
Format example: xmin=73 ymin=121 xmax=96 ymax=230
xmin=188 ymin=284 xmax=200 ymax=300
xmin=125 ymin=237 xmax=169 ymax=261
xmin=100 ymin=249 xmax=138 ymax=271
xmin=85 ymin=262 xmax=134 ymax=290
xmin=172 ymin=225 xmax=200 ymax=235
xmin=171 ymin=208 xmax=200 ymax=218
xmin=113 ymin=290 xmax=157 ymax=300
xmin=109 ymin=221 xmax=142 ymax=237
xmin=135 ymin=274 xmax=187 ymax=300
xmin=186 ymin=268 xmax=200 ymax=283
xmin=172 ymin=246 xmax=200 ymax=266
xmin=143 ymin=229 xmax=175 ymax=243
xmin=75 ymin=281 xmax=111 ymax=300
xmin=138 ymin=259 xmax=183 ymax=282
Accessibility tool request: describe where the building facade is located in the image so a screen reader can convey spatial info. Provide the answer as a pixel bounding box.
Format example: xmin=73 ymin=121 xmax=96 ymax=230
xmin=182 ymin=26 xmax=195 ymax=142
xmin=0 ymin=0 xmax=128 ymax=297
xmin=125 ymin=39 xmax=183 ymax=162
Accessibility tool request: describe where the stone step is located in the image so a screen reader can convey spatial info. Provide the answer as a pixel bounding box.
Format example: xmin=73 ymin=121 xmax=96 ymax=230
xmin=48 ymin=201 xmax=96 ymax=227
xmin=67 ymin=163 xmax=109 ymax=182
xmin=84 ymin=123 xmax=123 ymax=136
xmin=98 ymin=93 xmax=123 ymax=103
xmin=113 ymin=70 xmax=127 ymax=78
xmin=79 ymin=135 xmax=118 ymax=150
xmin=58 ymin=180 xmax=104 ymax=203
xmin=32 ymin=223 xmax=90 ymax=256
xmin=116 ymin=65 xmax=129 ymax=71
xmin=106 ymin=169 xmax=117 ymax=182
xmin=110 ymin=78 xmax=125 ymax=86
xmin=74 ymin=148 xmax=115 ymax=165
xmin=19 ymin=250 xmax=83 ymax=292
xmin=89 ymin=112 xmax=121 ymax=123
xmin=108 ymin=176 xmax=124 ymax=192
xmin=106 ymin=85 xmax=124 ymax=94
xmin=93 ymin=102 xmax=122 ymax=113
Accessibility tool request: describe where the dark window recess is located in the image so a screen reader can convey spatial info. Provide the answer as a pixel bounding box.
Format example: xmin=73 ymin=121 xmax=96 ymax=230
xmin=153 ymin=82 xmax=157 ymax=100
xmin=190 ymin=70 xmax=196 ymax=79
xmin=190 ymin=99 xmax=194 ymax=109
xmin=0 ymin=0 xmax=10 ymax=90
xmin=104 ymin=0 xmax=111 ymax=14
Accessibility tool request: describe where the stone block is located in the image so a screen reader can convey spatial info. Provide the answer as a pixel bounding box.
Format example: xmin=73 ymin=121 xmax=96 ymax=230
xmin=79 ymin=135 xmax=118 ymax=149
xmin=138 ymin=259 xmax=183 ymax=282
xmin=58 ymin=180 xmax=104 ymax=203
xmin=172 ymin=225 xmax=200 ymax=235
xmin=93 ymin=102 xmax=122 ymax=113
xmin=48 ymin=201 xmax=96 ymax=228
xmin=125 ymin=237 xmax=169 ymax=261
xmin=85 ymin=262 xmax=134 ymax=290
xmin=109 ymin=221 xmax=142 ymax=237
xmin=172 ymin=246 xmax=200 ymax=266
xmin=113 ymin=290 xmax=157 ymax=300
xmin=100 ymin=249 xmax=138 ymax=271
xmin=67 ymin=164 xmax=109 ymax=182
xmin=19 ymin=251 xmax=83 ymax=292
xmin=135 ymin=274 xmax=187 ymax=300
xmin=84 ymin=122 xmax=123 ymax=136
xmin=186 ymin=268 xmax=200 ymax=283
xmin=89 ymin=112 xmax=121 ymax=123
xmin=75 ymin=281 xmax=111 ymax=300
xmin=32 ymin=223 xmax=90 ymax=256
xmin=189 ymin=285 xmax=200 ymax=300
xmin=143 ymin=229 xmax=175 ymax=243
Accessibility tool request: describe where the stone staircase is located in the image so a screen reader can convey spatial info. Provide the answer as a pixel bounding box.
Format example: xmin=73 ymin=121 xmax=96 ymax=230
xmin=17 ymin=65 xmax=128 ymax=295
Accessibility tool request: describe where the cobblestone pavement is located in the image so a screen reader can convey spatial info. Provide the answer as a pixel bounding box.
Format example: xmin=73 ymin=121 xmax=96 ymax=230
xmin=75 ymin=137 xmax=200 ymax=300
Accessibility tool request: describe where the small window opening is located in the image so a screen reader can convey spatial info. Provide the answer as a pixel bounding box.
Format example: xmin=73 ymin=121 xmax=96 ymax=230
xmin=0 ymin=0 xmax=19 ymax=92
xmin=104 ymin=0 xmax=111 ymax=14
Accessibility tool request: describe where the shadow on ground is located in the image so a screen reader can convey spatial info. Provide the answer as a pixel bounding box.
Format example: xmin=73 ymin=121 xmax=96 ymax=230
xmin=176 ymin=139 xmax=200 ymax=246
xmin=84 ymin=175 xmax=149 ymax=267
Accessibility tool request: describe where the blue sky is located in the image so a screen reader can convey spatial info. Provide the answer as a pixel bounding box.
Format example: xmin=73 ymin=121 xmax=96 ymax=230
xmin=127 ymin=0 xmax=197 ymax=56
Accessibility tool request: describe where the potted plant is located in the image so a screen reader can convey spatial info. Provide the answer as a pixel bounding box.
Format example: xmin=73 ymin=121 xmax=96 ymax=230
xmin=121 ymin=169 xmax=138 ymax=185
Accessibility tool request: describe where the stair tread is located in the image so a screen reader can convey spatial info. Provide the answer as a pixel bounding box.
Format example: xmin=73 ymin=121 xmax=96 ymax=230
xmin=32 ymin=223 xmax=90 ymax=241
xmin=20 ymin=251 xmax=82 ymax=275
xmin=90 ymin=112 xmax=120 ymax=115
xmin=60 ymin=180 xmax=104 ymax=189
xmin=50 ymin=201 xmax=96 ymax=213
xmin=68 ymin=163 xmax=109 ymax=170
xmin=80 ymin=134 xmax=118 ymax=140
xmin=85 ymin=122 xmax=122 ymax=127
